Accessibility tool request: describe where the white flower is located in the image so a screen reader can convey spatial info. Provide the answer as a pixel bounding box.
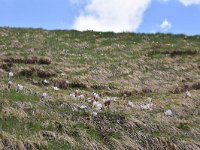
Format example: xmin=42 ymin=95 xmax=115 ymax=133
xmin=8 ymin=81 xmax=13 ymax=85
xmin=65 ymin=80 xmax=70 ymax=84
xmin=8 ymin=72 xmax=14 ymax=77
xmin=80 ymin=105 xmax=87 ymax=109
xmin=42 ymin=93 xmax=48 ymax=99
xmin=185 ymin=91 xmax=192 ymax=98
xmin=70 ymin=93 xmax=76 ymax=98
xmin=103 ymin=97 xmax=111 ymax=103
xmin=43 ymin=79 xmax=49 ymax=84
xmin=75 ymin=89 xmax=80 ymax=96
xmin=127 ymin=101 xmax=135 ymax=108
xmin=147 ymin=97 xmax=152 ymax=103
xmin=16 ymin=84 xmax=23 ymax=91
xmin=140 ymin=103 xmax=153 ymax=111
xmin=103 ymin=97 xmax=111 ymax=107
xmin=92 ymin=111 xmax=98 ymax=117
xmin=78 ymin=94 xmax=85 ymax=100
xmin=93 ymin=92 xmax=100 ymax=100
xmin=93 ymin=101 xmax=102 ymax=111
xmin=164 ymin=109 xmax=173 ymax=116
xmin=87 ymin=98 xmax=92 ymax=103
xmin=53 ymin=86 xmax=59 ymax=91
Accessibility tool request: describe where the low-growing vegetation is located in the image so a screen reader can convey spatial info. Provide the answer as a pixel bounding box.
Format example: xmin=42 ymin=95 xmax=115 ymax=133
xmin=0 ymin=27 xmax=200 ymax=149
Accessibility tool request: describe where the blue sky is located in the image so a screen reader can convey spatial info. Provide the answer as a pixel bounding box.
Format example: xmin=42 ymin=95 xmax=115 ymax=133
xmin=0 ymin=0 xmax=200 ymax=35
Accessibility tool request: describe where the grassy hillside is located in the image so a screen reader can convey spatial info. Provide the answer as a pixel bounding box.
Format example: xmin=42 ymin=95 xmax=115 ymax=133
xmin=0 ymin=27 xmax=200 ymax=150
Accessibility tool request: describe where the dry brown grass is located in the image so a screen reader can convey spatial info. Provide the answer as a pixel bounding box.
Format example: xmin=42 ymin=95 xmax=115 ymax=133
xmin=0 ymin=27 xmax=200 ymax=149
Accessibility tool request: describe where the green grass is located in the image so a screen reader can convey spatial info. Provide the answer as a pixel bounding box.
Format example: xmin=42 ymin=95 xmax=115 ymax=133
xmin=109 ymin=132 xmax=122 ymax=140
xmin=69 ymin=123 xmax=103 ymax=143
xmin=86 ymin=127 xmax=102 ymax=142
xmin=177 ymin=123 xmax=190 ymax=131
xmin=47 ymin=141 xmax=75 ymax=150
xmin=0 ymin=89 xmax=40 ymax=102
xmin=0 ymin=117 xmax=43 ymax=138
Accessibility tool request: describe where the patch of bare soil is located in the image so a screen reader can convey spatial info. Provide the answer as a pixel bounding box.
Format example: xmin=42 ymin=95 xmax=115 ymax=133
xmin=3 ymin=57 xmax=51 ymax=65
xmin=149 ymin=49 xmax=198 ymax=57
xmin=18 ymin=67 xmax=56 ymax=78
xmin=171 ymin=82 xmax=200 ymax=94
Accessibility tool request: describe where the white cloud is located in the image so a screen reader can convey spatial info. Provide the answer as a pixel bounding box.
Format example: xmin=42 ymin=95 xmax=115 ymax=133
xmin=179 ymin=0 xmax=200 ymax=6
xmin=159 ymin=19 xmax=172 ymax=30
xmin=72 ymin=0 xmax=151 ymax=32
